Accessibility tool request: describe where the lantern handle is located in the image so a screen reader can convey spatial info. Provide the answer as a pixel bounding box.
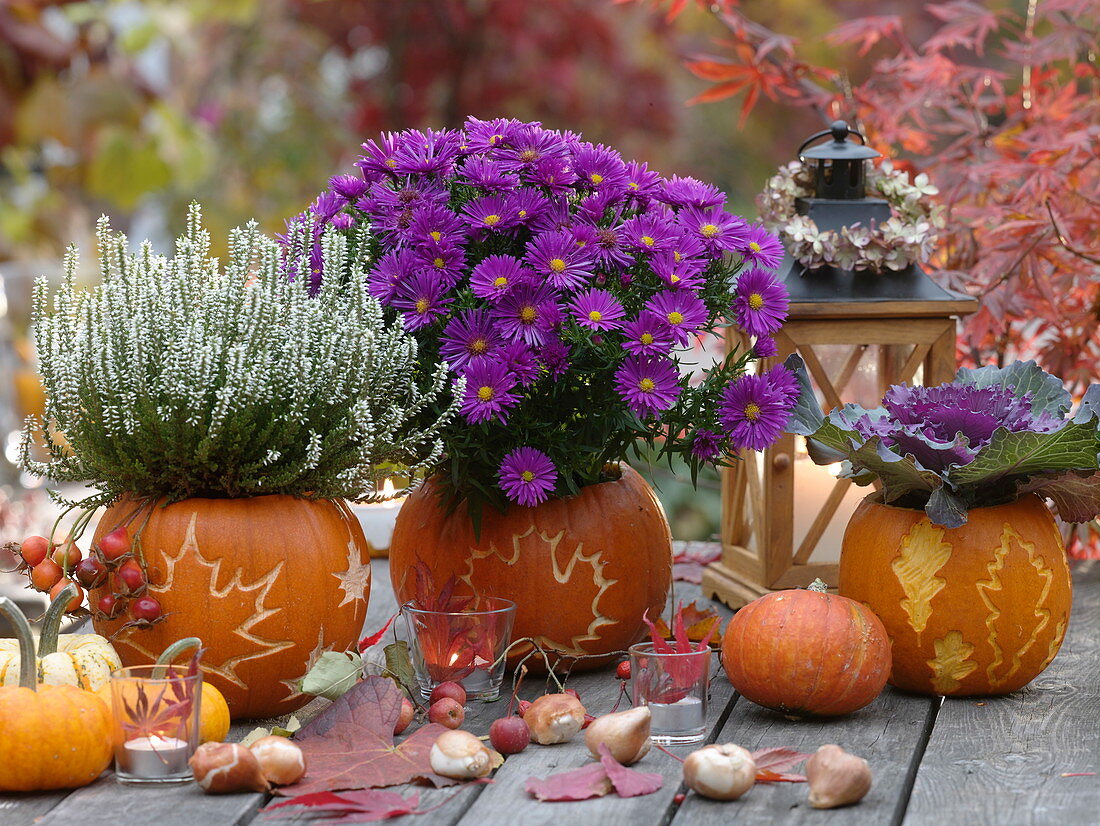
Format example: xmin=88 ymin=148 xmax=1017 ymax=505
xmin=797 ymin=120 xmax=867 ymax=159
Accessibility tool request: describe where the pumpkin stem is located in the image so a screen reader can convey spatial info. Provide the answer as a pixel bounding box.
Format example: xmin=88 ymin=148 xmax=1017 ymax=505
xmin=154 ymin=637 xmax=203 ymax=678
xmin=807 ymin=578 xmax=830 ymax=593
xmin=37 ymin=582 xmax=78 ymax=657
xmin=0 ymin=596 xmax=39 ymax=691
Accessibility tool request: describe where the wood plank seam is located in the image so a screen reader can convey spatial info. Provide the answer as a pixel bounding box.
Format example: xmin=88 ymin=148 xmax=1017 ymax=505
xmin=889 ymin=697 xmax=942 ymax=826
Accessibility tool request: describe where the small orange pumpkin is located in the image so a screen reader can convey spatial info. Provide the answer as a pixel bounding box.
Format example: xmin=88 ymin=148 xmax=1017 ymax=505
xmin=390 ymin=464 xmax=672 ymax=668
xmin=840 ymin=493 xmax=1072 ymax=696
xmin=91 ymin=495 xmax=371 ymax=719
xmin=0 ymin=595 xmax=112 ymax=791
xmin=721 ymin=582 xmax=892 ymax=716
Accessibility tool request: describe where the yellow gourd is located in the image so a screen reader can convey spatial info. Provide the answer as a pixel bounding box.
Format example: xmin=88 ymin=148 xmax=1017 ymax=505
xmin=96 ymin=637 xmax=230 ymax=744
xmin=0 ymin=594 xmax=112 ymax=791
xmin=0 ymin=584 xmax=121 ymax=691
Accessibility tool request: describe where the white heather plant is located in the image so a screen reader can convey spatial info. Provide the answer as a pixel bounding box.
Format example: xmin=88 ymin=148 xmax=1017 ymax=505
xmin=21 ymin=204 xmax=455 ymax=507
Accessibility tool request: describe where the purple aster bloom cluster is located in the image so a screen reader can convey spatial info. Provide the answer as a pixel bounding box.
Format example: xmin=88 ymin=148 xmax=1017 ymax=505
xmin=286 ymin=119 xmax=795 ymax=508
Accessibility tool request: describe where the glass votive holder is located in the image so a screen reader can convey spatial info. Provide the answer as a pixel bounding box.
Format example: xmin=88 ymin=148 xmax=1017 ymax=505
xmin=629 ymin=643 xmax=711 ymax=745
xmin=109 ymin=664 xmax=203 ymax=785
xmin=401 ymin=596 xmax=516 ymax=701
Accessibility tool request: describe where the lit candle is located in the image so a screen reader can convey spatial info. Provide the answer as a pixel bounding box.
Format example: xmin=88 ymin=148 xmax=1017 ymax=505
xmin=793 ymin=438 xmax=862 ymax=563
xmin=120 ymin=735 xmax=191 ymax=779
xmin=352 ymin=479 xmax=406 ymax=555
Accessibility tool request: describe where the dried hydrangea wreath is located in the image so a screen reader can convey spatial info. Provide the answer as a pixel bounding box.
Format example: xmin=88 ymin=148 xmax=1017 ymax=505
xmin=756 ymin=159 xmax=945 ymax=272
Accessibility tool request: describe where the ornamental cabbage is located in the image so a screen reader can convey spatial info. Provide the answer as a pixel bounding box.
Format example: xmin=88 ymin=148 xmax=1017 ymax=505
xmin=787 ymin=359 xmax=1100 ymax=528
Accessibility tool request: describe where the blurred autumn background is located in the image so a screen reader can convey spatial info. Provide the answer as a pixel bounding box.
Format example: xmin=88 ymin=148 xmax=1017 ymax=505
xmin=0 ymin=0 xmax=1097 ymax=549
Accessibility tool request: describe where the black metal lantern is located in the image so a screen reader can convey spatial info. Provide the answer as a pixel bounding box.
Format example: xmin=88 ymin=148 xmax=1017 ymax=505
xmin=703 ymin=120 xmax=980 ymax=610
xmin=796 ymin=120 xmax=890 ymax=234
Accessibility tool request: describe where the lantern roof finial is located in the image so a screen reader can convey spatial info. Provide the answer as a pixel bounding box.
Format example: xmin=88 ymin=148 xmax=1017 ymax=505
xmin=799 ymin=120 xmax=881 ymax=162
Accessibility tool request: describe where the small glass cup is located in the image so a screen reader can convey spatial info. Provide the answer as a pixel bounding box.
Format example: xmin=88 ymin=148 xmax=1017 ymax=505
xmin=629 ymin=643 xmax=711 ymax=745
xmin=109 ymin=664 xmax=203 ymax=785
xmin=401 ymin=596 xmax=516 ymax=701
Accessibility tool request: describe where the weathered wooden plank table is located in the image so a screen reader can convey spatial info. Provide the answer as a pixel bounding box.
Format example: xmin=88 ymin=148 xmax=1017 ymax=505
xmin=2 ymin=558 xmax=1096 ymax=826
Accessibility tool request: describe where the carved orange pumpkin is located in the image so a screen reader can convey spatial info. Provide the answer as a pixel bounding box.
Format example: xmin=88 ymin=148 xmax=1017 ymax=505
xmin=390 ymin=465 xmax=672 ymax=669
xmin=720 ymin=585 xmax=891 ymax=716
xmin=840 ymin=493 xmax=1072 ymax=696
xmin=91 ymin=496 xmax=371 ymax=719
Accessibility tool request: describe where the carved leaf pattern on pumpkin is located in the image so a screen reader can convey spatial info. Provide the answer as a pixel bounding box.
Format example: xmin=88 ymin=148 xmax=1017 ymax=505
xmin=1037 ymin=617 xmax=1068 ymax=674
xmin=891 ymin=520 xmax=953 ymax=642
xmin=333 ymin=539 xmax=371 ymax=608
xmin=121 ymin=512 xmax=294 ymax=689
xmin=459 ymin=525 xmax=618 ymax=656
xmin=976 ymin=524 xmax=1054 ymax=689
xmin=927 ymin=630 xmax=978 ymax=694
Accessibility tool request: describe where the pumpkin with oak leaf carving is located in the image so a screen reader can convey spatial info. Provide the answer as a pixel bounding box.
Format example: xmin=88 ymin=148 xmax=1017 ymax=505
xmin=390 ymin=464 xmax=672 ymax=668
xmin=91 ymin=495 xmax=371 ymax=719
xmin=840 ymin=494 xmax=1072 ymax=696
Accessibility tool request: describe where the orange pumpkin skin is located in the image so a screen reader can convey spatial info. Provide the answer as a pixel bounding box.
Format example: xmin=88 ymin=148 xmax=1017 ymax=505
xmin=390 ymin=465 xmax=672 ymax=669
xmin=0 ymin=685 xmax=112 ymax=791
xmin=840 ymin=494 xmax=1072 ymax=696
xmin=720 ymin=589 xmax=891 ymax=716
xmin=91 ymin=496 xmax=371 ymax=719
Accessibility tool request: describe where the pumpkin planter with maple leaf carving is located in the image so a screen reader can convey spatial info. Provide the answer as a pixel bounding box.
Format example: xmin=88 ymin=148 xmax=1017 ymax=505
xmin=841 ymin=494 xmax=1072 ymax=696
xmin=390 ymin=465 xmax=672 ymax=669
xmin=91 ymin=496 xmax=372 ymax=720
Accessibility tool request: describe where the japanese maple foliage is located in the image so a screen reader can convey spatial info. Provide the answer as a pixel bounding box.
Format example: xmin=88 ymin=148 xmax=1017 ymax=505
xmin=624 ymin=0 xmax=1100 ymax=554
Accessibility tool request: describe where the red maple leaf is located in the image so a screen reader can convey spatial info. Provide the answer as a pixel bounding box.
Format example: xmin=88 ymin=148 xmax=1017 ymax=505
xmin=525 ymin=763 xmax=612 ymax=802
xmin=264 ymin=789 xmax=421 ymax=823
xmin=752 ymin=747 xmax=813 ymax=783
xmin=277 ymin=676 xmax=453 ymax=796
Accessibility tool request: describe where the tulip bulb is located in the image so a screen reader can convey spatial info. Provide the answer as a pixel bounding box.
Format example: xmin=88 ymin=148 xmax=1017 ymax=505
xmin=429 ymin=730 xmax=493 ymax=779
xmin=189 ymin=742 xmax=270 ymax=794
xmin=584 ymin=706 xmax=652 ymax=765
xmin=683 ymin=743 xmax=756 ymax=801
xmin=524 ymin=693 xmax=586 ymax=745
xmin=249 ymin=735 xmax=306 ymax=786
xmin=805 ymin=744 xmax=871 ymax=809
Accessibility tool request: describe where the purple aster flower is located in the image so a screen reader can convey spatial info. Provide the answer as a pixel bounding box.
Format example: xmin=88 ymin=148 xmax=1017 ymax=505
xmin=569 ymin=288 xmax=627 ymax=332
xmin=462 ymin=116 xmax=523 ymax=153
xmin=504 ymin=188 xmax=551 ymax=226
xmin=733 ymin=268 xmax=789 ymax=337
xmin=499 ymin=340 xmax=541 ymax=386
xmin=572 ymin=142 xmax=629 ymax=197
xmin=624 ymin=161 xmax=662 ymax=203
xmin=620 ymin=313 xmax=675 ymax=356
xmin=621 ymin=212 xmax=679 ymax=254
xmin=407 ymin=205 xmax=468 ymax=248
xmin=691 ymin=429 xmax=724 ymax=460
xmin=766 ymin=363 xmax=800 ymax=406
xmin=538 ymin=337 xmax=571 ymax=378
xmin=393 ymin=128 xmax=462 ymax=176
xmin=391 ymin=272 xmax=453 ymax=331
xmin=668 ymin=232 xmax=710 ymax=268
xmin=524 ymin=230 xmax=596 ymax=290
xmin=495 ymin=123 xmax=570 ymax=171
xmin=527 ymin=155 xmax=578 ymax=192
xmin=658 ymin=175 xmax=726 ymax=209
xmin=461 ymin=193 xmax=519 ymax=233
xmin=470 ymin=255 xmax=530 ymax=301
xmin=651 ymin=251 xmax=708 ymax=291
xmin=461 ymin=156 xmax=517 ymax=192
xmin=309 ymin=191 xmax=345 ymax=222
xmin=367 ymin=248 xmax=419 ymax=304
xmin=645 ymin=290 xmax=709 ymax=345
xmin=718 ymin=372 xmax=794 ymax=451
xmin=329 ymin=212 xmax=355 ymax=231
xmin=329 ymin=174 xmax=370 ymax=201
xmin=440 ymin=309 xmax=501 ymax=373
xmin=412 ymin=242 xmax=466 ymax=285
xmin=576 ymin=189 xmax=620 ymax=224
xmin=357 ymin=132 xmax=404 ymax=176
xmin=585 ymin=222 xmax=635 ymax=269
xmin=498 ymin=447 xmax=558 ymax=507
xmin=736 ymin=225 xmax=785 ymax=270
xmin=459 ymin=360 xmax=520 ymax=424
xmin=751 ymin=335 xmax=778 ymax=359
xmin=679 ymin=206 xmax=751 ymax=253
xmin=491 ymin=283 xmax=562 ymax=346
xmin=614 ymin=355 xmax=682 ymax=418
xmin=530 ymin=199 xmax=573 ymax=234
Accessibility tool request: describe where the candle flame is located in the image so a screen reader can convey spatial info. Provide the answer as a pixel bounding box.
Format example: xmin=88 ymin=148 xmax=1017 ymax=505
xmin=826 ymin=463 xmax=842 ymax=477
